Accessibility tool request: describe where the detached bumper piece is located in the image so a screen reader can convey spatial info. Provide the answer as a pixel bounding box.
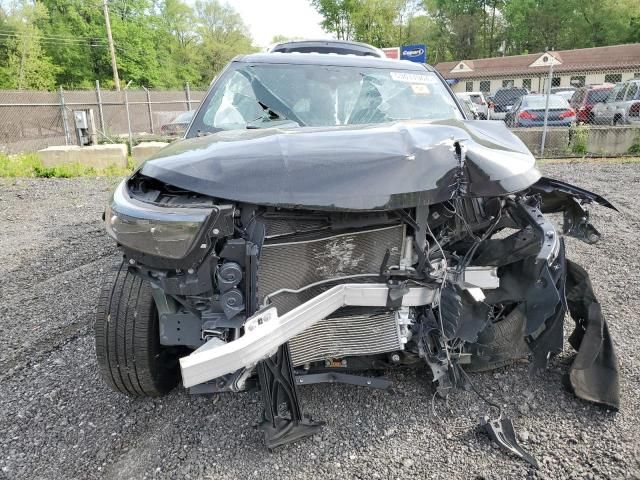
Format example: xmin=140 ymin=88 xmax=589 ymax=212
xmin=565 ymin=261 xmax=620 ymax=410
xmin=258 ymin=343 xmax=323 ymax=449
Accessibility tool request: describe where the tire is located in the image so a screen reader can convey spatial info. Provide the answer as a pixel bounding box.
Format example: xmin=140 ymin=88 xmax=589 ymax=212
xmin=95 ymin=260 xmax=181 ymax=397
xmin=463 ymin=307 xmax=529 ymax=372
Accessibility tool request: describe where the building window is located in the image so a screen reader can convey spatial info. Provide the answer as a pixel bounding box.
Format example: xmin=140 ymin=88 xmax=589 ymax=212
xmin=465 ymin=81 xmax=473 ymax=92
xmin=502 ymin=79 xmax=514 ymax=88
xmin=570 ymin=76 xmax=586 ymax=87
xmin=479 ymin=80 xmax=491 ymax=92
xmin=605 ymin=73 xmax=622 ymax=84
xmin=522 ymin=78 xmax=532 ymax=90
xmin=551 ymin=77 xmax=561 ymax=87
xmin=634 ymin=72 xmax=640 ymax=78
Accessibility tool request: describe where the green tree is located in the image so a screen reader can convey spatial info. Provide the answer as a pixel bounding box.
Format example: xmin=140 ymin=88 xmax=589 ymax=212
xmin=0 ymin=2 xmax=59 ymax=89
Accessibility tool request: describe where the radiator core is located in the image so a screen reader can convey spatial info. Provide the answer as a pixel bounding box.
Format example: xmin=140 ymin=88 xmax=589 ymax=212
xmin=257 ymin=224 xmax=405 ymax=366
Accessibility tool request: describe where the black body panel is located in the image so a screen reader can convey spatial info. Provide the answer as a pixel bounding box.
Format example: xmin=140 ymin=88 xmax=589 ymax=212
xmin=139 ymin=119 xmax=539 ymax=210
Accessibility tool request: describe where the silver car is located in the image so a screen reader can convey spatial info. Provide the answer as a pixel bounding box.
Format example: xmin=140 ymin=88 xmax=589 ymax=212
xmin=591 ymin=80 xmax=640 ymax=125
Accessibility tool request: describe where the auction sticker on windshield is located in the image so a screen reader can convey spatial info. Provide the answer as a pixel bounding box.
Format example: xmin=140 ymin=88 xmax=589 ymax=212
xmin=410 ymin=84 xmax=430 ymax=95
xmin=389 ymin=72 xmax=434 ymax=84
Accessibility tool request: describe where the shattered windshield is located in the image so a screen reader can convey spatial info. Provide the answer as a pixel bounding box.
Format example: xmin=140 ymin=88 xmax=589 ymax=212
xmin=189 ymin=63 xmax=462 ymax=135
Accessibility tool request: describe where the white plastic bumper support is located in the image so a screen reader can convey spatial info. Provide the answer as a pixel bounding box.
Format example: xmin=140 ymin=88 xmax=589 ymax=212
xmin=179 ymin=283 xmax=436 ymax=388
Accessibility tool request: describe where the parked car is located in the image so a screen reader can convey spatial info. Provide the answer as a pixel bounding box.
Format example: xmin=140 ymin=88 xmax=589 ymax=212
xmin=505 ymin=94 xmax=576 ymax=127
xmin=160 ymin=110 xmax=194 ymax=136
xmin=456 ymin=91 xmax=489 ymax=119
xmin=269 ymin=39 xmax=385 ymax=58
xmin=569 ymin=84 xmax=614 ymax=124
xmin=457 ymin=95 xmax=480 ymax=119
xmin=591 ymin=80 xmax=640 ymax=125
xmin=488 ymin=87 xmax=529 ymax=120
xmin=550 ymin=87 xmax=576 ymax=102
xmin=96 ymin=52 xmax=619 ymax=461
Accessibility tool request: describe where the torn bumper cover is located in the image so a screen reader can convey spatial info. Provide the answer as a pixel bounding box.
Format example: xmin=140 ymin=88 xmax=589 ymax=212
xmin=565 ymin=261 xmax=620 ymax=410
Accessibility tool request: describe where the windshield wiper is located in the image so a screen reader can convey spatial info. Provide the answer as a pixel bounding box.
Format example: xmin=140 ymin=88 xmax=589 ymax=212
xmin=245 ymin=101 xmax=300 ymax=129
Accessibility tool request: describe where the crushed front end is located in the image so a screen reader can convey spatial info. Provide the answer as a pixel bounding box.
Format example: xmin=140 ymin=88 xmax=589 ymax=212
xmin=99 ymin=121 xmax=619 ymax=460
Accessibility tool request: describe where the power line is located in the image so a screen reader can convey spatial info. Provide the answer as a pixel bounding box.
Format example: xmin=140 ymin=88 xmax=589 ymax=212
xmin=0 ymin=32 xmax=110 ymax=46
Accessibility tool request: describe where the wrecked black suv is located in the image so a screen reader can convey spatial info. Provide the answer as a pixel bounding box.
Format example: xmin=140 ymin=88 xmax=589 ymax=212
xmin=97 ymin=53 xmax=619 ymax=462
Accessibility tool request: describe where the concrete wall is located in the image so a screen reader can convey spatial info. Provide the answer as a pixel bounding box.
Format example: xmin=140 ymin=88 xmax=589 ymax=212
xmin=131 ymin=141 xmax=170 ymax=165
xmin=37 ymin=144 xmax=128 ymax=169
xmin=512 ymin=125 xmax=640 ymax=157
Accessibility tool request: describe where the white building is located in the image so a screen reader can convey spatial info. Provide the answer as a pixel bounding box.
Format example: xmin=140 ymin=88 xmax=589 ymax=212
xmin=435 ymin=44 xmax=640 ymax=94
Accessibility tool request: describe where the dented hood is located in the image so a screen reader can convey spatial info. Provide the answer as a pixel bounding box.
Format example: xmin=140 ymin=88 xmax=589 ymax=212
xmin=139 ymin=119 xmax=540 ymax=210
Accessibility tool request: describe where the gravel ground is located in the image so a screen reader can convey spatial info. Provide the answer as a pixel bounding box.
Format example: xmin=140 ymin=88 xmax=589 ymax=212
xmin=0 ymin=163 xmax=639 ymax=480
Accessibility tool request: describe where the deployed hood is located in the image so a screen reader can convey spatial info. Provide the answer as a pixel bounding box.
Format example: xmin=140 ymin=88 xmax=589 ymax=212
xmin=139 ymin=120 xmax=540 ymax=210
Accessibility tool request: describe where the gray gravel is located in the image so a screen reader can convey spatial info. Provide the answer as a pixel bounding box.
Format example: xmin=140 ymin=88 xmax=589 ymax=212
xmin=0 ymin=163 xmax=639 ymax=480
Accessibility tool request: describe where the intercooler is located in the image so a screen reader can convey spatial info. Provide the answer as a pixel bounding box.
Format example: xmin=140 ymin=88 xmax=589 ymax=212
xmin=257 ymin=223 xmax=406 ymax=366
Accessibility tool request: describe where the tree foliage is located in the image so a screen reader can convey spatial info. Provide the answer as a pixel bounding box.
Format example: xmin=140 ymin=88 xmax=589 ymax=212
xmin=0 ymin=0 xmax=256 ymax=90
xmin=310 ymin=0 xmax=640 ymax=62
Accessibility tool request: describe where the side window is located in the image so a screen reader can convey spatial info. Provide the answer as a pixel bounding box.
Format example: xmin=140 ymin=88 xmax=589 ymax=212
xmin=625 ymin=82 xmax=638 ymax=100
xmin=571 ymin=89 xmax=584 ymax=106
xmin=608 ymin=84 xmax=622 ymax=102
xmin=615 ymin=84 xmax=627 ymax=101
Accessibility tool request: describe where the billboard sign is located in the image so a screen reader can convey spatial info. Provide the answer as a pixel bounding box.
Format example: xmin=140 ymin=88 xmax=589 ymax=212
xmin=400 ymin=44 xmax=427 ymax=64
xmin=382 ymin=47 xmax=400 ymax=60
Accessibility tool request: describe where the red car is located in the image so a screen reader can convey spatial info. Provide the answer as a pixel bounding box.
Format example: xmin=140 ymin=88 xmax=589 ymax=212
xmin=570 ymin=84 xmax=614 ymax=124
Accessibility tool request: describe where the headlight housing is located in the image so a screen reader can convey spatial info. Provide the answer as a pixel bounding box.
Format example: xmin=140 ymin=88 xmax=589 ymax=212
xmin=105 ymin=180 xmax=213 ymax=259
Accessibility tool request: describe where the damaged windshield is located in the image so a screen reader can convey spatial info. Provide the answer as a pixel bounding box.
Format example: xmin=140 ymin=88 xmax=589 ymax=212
xmin=189 ymin=63 xmax=462 ymax=135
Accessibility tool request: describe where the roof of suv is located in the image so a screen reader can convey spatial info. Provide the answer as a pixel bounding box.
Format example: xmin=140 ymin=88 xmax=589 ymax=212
xmin=269 ymin=39 xmax=385 ymax=58
xmin=233 ymin=52 xmax=433 ymax=71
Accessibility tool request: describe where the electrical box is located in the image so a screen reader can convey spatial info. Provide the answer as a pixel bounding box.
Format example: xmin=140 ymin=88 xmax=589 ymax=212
xmin=73 ymin=111 xmax=88 ymax=129
xmin=72 ymin=109 xmax=97 ymax=146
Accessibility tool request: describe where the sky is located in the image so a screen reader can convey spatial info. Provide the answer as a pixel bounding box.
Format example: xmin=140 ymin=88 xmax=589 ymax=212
xmin=225 ymin=0 xmax=333 ymax=49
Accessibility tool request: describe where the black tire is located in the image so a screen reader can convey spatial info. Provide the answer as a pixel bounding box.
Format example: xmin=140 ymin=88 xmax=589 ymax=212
xmin=95 ymin=260 xmax=180 ymax=397
xmin=464 ymin=307 xmax=529 ymax=372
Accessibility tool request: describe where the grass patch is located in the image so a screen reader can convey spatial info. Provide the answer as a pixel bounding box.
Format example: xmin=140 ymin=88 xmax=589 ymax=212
xmin=0 ymin=152 xmax=42 ymax=177
xmin=0 ymin=152 xmax=133 ymax=178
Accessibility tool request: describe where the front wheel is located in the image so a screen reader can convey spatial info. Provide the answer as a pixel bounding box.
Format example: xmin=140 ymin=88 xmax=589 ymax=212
xmin=95 ymin=260 xmax=181 ymax=397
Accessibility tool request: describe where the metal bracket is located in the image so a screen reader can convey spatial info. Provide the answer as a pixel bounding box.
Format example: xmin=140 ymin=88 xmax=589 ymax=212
xmin=295 ymin=372 xmax=392 ymax=389
xmin=480 ymin=415 xmax=539 ymax=469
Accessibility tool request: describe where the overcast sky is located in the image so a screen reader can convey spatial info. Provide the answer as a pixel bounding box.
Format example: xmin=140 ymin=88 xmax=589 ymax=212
xmin=225 ymin=0 xmax=332 ymax=48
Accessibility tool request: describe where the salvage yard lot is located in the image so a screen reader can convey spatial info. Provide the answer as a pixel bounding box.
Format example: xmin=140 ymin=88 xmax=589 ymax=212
xmin=0 ymin=162 xmax=639 ymax=480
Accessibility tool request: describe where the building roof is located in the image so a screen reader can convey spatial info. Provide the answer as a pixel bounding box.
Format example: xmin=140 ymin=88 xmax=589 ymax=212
xmin=435 ymin=43 xmax=640 ymax=79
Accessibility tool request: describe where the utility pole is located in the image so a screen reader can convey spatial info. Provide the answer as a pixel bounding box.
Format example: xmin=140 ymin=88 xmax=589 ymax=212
xmin=103 ymin=0 xmax=120 ymax=91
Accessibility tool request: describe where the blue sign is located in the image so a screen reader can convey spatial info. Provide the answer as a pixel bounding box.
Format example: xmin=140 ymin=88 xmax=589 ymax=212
xmin=400 ymin=44 xmax=427 ymax=63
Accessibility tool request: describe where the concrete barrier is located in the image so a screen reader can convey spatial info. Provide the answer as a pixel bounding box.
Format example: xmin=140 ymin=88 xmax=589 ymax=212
xmin=37 ymin=144 xmax=128 ymax=169
xmin=511 ymin=125 xmax=640 ymax=157
xmin=585 ymin=126 xmax=640 ymax=155
xmin=131 ymin=141 xmax=170 ymax=165
xmin=512 ymin=128 xmax=570 ymax=156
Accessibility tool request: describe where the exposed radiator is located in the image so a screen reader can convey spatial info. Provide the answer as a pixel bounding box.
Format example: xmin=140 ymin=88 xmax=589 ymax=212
xmin=288 ymin=307 xmax=402 ymax=366
xmin=257 ymin=224 xmax=405 ymax=366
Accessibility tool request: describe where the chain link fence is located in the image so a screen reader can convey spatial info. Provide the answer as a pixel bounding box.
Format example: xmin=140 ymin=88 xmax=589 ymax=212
xmin=0 ymin=83 xmax=207 ymax=154
xmin=439 ymin=56 xmax=640 ymax=157
xmin=2 ymin=59 xmax=640 ymax=158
